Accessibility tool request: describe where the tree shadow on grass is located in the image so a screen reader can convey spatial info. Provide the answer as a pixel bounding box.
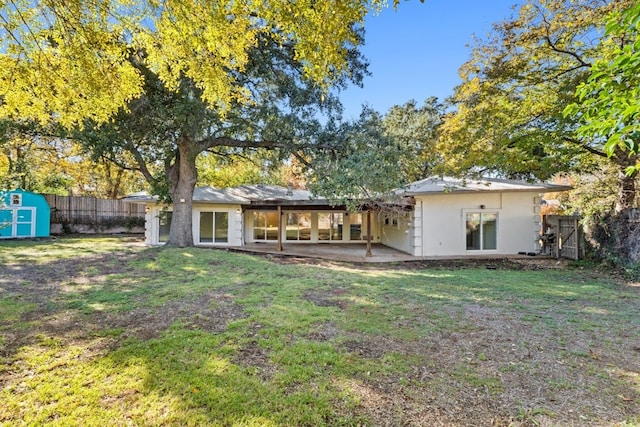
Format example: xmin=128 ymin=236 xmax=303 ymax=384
xmin=1 ymin=240 xmax=640 ymax=425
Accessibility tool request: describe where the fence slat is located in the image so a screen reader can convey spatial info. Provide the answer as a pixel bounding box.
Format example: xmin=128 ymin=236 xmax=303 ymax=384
xmin=44 ymin=194 xmax=145 ymax=224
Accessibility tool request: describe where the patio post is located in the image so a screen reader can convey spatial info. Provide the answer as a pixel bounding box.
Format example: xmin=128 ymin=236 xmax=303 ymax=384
xmin=277 ymin=206 xmax=283 ymax=251
xmin=366 ymin=209 xmax=372 ymax=257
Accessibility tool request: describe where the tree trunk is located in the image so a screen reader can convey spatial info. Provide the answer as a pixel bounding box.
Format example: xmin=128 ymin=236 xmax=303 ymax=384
xmin=616 ymin=169 xmax=637 ymax=212
xmin=166 ymin=137 xmax=199 ymax=247
xmin=613 ymin=149 xmax=638 ymax=212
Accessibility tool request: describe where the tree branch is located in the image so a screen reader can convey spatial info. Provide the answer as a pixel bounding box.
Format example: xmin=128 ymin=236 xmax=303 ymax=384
xmin=562 ymin=136 xmax=607 ymax=158
xmin=197 ymin=136 xmax=284 ymax=152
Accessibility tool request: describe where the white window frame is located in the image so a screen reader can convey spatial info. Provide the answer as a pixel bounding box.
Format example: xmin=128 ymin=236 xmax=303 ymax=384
xmin=198 ymin=210 xmax=230 ymax=245
xmin=465 ymin=211 xmax=499 ymax=252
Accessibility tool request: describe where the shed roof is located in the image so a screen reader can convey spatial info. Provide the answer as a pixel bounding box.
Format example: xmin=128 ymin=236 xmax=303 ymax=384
xmin=403 ymin=176 xmax=572 ymax=195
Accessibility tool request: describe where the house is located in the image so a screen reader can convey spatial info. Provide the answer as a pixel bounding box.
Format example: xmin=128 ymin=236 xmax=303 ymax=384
xmin=0 ymin=189 xmax=51 ymax=239
xmin=124 ymin=177 xmax=571 ymax=257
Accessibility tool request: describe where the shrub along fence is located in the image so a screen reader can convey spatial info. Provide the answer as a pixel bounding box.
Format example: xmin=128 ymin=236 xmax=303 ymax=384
xmin=44 ymin=194 xmax=145 ymax=234
xmin=584 ymin=207 xmax=640 ymax=268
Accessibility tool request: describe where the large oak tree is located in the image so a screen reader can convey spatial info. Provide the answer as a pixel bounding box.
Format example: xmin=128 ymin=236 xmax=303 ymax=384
xmin=0 ymin=0 xmax=394 ymax=246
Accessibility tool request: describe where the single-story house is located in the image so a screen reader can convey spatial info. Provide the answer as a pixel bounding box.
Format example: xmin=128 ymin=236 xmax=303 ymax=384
xmin=123 ymin=177 xmax=572 ymax=257
xmin=0 ymin=189 xmax=51 ymax=239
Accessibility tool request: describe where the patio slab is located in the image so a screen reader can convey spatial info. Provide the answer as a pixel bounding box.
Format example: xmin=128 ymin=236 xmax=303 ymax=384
xmin=227 ymin=243 xmax=542 ymax=263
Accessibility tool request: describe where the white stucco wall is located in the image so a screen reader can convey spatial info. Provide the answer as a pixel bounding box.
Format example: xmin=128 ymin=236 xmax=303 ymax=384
xmin=414 ymin=192 xmax=541 ymax=257
xmin=192 ymin=204 xmax=243 ymax=247
xmin=379 ymin=211 xmax=413 ymax=254
xmin=145 ymin=203 xmax=243 ymax=246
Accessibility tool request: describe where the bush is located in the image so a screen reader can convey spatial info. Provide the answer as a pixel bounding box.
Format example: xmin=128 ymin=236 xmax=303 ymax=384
xmin=584 ymin=209 xmax=640 ymax=278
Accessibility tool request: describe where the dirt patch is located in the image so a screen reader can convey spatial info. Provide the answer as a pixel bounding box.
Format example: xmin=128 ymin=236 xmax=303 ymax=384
xmin=231 ymin=339 xmax=277 ymax=381
xmin=303 ymin=288 xmax=349 ymax=309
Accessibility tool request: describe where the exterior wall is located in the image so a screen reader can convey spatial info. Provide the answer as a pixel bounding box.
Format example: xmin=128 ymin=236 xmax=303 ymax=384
xmin=144 ymin=203 xmax=243 ymax=246
xmin=415 ymin=192 xmax=540 ymax=257
xmin=0 ymin=189 xmax=50 ymax=238
xmin=243 ymin=209 xmax=381 ymax=244
xmin=379 ymin=211 xmax=413 ymax=254
xmin=192 ymin=204 xmax=243 ymax=247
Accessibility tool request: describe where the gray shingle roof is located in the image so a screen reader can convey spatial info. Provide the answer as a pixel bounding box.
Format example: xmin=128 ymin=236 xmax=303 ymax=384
xmin=403 ymin=176 xmax=572 ymax=195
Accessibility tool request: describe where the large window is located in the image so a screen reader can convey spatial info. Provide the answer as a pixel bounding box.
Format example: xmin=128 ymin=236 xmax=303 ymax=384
xmin=199 ymin=211 xmax=229 ymax=243
xmin=286 ymin=212 xmax=311 ymax=241
xmin=158 ymin=211 xmax=172 ymax=243
xmin=318 ymin=213 xmax=343 ymax=241
xmin=466 ymin=213 xmax=497 ymax=250
xmin=350 ymin=213 xmax=364 ymax=240
xmin=253 ymin=211 xmax=279 ymax=241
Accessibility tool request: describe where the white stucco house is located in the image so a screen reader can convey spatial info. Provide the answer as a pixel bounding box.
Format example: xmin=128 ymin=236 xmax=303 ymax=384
xmin=124 ymin=177 xmax=571 ymax=257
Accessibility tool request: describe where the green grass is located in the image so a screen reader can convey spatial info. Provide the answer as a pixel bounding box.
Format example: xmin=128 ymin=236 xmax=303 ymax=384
xmin=0 ymin=237 xmax=639 ymax=426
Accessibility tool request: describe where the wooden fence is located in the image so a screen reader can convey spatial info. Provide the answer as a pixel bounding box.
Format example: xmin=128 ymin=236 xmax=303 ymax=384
xmin=44 ymin=194 xmax=145 ymax=225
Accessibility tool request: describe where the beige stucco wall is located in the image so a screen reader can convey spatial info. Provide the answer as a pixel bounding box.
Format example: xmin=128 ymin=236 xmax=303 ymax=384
xmin=413 ymin=192 xmax=541 ymax=257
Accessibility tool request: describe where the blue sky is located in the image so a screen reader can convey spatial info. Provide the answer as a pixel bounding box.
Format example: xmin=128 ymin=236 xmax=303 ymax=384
xmin=339 ymin=0 xmax=520 ymax=119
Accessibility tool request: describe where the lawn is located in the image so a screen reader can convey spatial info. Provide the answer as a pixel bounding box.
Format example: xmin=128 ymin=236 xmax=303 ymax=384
xmin=0 ymin=237 xmax=639 ymax=426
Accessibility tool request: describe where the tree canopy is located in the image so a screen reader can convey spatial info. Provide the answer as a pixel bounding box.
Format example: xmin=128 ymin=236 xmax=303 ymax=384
xmin=438 ymin=0 xmax=638 ymax=211
xmin=0 ymin=0 xmax=407 ymax=246
xmin=565 ymin=2 xmax=640 ymax=171
xmin=0 ymin=0 xmax=386 ymax=128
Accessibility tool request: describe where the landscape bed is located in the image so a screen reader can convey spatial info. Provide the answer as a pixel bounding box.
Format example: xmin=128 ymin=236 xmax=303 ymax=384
xmin=0 ymin=237 xmax=638 ymax=426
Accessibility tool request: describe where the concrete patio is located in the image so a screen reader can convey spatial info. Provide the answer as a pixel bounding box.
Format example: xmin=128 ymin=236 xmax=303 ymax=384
xmin=228 ymin=243 xmax=542 ymax=263
xmin=230 ymin=243 xmax=414 ymax=263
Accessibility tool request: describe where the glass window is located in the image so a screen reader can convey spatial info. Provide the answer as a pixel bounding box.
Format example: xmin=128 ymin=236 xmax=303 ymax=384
xmin=214 ymin=212 xmax=228 ymax=243
xmin=199 ymin=211 xmax=229 ymax=244
xmin=200 ymin=212 xmax=214 ymax=243
xmin=466 ymin=212 xmax=497 ymax=251
xmin=158 ymin=211 xmax=172 ymax=243
xmin=10 ymin=194 xmax=21 ymax=206
xmin=286 ymin=212 xmax=311 ymax=241
xmin=318 ymin=213 xmax=343 ymax=241
xmin=253 ymin=211 xmax=279 ymax=241
xmin=350 ymin=213 xmax=363 ymax=240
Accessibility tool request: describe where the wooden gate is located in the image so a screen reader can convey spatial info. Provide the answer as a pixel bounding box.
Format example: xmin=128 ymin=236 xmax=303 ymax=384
xmin=541 ymin=215 xmax=582 ymax=260
xmin=558 ymin=216 xmax=580 ymax=260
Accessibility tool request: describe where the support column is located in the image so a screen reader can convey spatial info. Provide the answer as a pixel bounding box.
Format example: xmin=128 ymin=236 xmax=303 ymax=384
xmin=366 ymin=209 xmax=372 ymax=257
xmin=277 ymin=206 xmax=283 ymax=252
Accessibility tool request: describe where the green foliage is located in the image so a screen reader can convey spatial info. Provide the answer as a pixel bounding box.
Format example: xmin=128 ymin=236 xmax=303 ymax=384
xmin=440 ymin=0 xmax=638 ymax=212
xmin=306 ymin=108 xmax=410 ymax=209
xmin=382 ymin=97 xmax=444 ymax=181
xmin=0 ymin=0 xmax=387 ymax=128
xmin=566 ymin=2 xmax=640 ymax=173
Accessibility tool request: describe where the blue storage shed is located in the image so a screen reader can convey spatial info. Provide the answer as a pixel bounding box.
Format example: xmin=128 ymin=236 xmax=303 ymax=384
xmin=0 ymin=189 xmax=50 ymax=239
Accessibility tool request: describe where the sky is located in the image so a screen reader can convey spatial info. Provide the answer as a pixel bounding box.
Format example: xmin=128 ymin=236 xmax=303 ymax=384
xmin=339 ymin=0 xmax=521 ymax=119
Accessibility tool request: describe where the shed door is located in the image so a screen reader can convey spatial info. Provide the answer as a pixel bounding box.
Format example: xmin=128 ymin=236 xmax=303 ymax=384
xmin=0 ymin=207 xmax=36 ymax=238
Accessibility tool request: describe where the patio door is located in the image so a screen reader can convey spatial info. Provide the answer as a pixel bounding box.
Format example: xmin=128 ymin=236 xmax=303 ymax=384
xmin=199 ymin=211 xmax=229 ymax=244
